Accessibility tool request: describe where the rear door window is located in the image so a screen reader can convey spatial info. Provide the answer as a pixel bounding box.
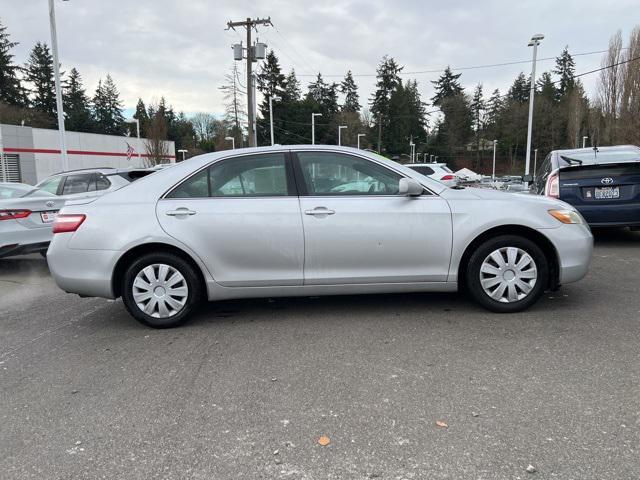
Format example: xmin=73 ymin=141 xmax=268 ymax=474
xmin=61 ymin=174 xmax=93 ymax=195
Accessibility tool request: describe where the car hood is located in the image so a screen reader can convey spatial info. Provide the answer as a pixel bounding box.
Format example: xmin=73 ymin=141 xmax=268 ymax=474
xmin=442 ymin=186 xmax=572 ymax=209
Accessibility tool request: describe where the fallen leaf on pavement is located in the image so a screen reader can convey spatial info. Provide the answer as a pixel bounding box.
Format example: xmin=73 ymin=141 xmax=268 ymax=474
xmin=436 ymin=420 xmax=448 ymax=428
xmin=318 ymin=435 xmax=331 ymax=446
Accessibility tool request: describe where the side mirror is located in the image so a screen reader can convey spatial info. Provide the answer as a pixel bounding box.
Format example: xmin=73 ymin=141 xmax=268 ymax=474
xmin=398 ymin=178 xmax=424 ymax=196
xmin=522 ymin=174 xmax=534 ymax=183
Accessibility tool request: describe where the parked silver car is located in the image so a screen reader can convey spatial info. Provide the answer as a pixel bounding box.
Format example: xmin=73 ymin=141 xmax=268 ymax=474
xmin=0 ymin=168 xmax=156 ymax=259
xmin=0 ymin=183 xmax=67 ymax=258
xmin=47 ymin=146 xmax=593 ymax=328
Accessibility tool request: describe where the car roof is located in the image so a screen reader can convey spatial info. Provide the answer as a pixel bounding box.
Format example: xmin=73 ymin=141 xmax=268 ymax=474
xmin=407 ymin=163 xmax=448 ymax=167
xmin=551 ymin=145 xmax=640 ymax=156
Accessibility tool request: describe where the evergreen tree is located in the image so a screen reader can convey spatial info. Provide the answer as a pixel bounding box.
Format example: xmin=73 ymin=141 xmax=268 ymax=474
xmin=0 ymin=19 xmax=25 ymax=106
xmin=24 ymin=41 xmax=56 ymax=117
xmin=369 ymin=55 xmax=403 ymax=151
xmin=507 ymin=72 xmax=531 ymax=103
xmin=485 ymin=88 xmax=503 ymax=127
xmin=257 ymin=51 xmax=287 ymax=145
xmin=92 ymin=74 xmax=125 ymax=135
xmin=63 ymin=68 xmax=93 ymax=132
xmin=536 ymin=72 xmax=557 ymax=102
xmin=430 ymin=66 xmax=463 ymax=107
xmin=283 ymin=69 xmax=301 ymax=102
xmin=554 ymin=46 xmax=576 ymax=97
xmin=306 ymin=73 xmax=339 ymax=114
xmin=133 ymin=98 xmax=149 ymax=135
xmin=340 ymin=70 xmax=360 ymax=112
xmin=470 ymin=83 xmax=486 ymax=167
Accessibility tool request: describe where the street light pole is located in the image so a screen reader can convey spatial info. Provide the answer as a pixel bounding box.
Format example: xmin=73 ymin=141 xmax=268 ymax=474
xmin=582 ymin=136 xmax=588 ymax=148
xmin=524 ymin=33 xmax=544 ymax=188
xmin=225 ymin=136 xmax=235 ymax=149
xmin=533 ymin=148 xmax=538 ymax=176
xmin=338 ymin=125 xmax=347 ymax=146
xmin=48 ymin=0 xmax=69 ymax=172
xmin=430 ymin=154 xmax=434 ymax=163
xmin=492 ymin=139 xmax=497 ymax=180
xmin=311 ymin=113 xmax=322 ymax=145
xmin=357 ymin=133 xmax=365 ymax=149
xmin=269 ymin=95 xmax=281 ymax=146
xmin=178 ymin=149 xmax=188 ymax=162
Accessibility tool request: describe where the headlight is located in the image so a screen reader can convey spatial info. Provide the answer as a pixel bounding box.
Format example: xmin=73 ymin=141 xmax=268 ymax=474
xmin=548 ymin=209 xmax=584 ymax=224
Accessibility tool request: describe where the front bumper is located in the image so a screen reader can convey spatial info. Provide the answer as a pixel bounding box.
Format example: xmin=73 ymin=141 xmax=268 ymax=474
xmin=47 ymin=234 xmax=120 ymax=298
xmin=540 ymin=223 xmax=593 ymax=284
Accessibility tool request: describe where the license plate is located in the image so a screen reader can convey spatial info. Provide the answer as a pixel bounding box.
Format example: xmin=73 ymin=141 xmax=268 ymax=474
xmin=594 ymin=187 xmax=620 ymax=199
xmin=41 ymin=211 xmax=58 ymax=223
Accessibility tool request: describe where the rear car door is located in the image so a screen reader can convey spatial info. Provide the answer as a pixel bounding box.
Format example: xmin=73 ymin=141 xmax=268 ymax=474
xmin=293 ymin=150 xmax=452 ymax=285
xmin=157 ymin=151 xmax=304 ymax=287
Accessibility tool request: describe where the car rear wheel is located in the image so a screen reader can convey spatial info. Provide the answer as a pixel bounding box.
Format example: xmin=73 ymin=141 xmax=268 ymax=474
xmin=122 ymin=252 xmax=203 ymax=328
xmin=466 ymin=235 xmax=549 ymax=313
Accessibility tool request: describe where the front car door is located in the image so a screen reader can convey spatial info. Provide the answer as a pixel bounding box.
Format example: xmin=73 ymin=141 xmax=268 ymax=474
xmin=293 ymin=150 xmax=453 ymax=285
xmin=157 ymin=151 xmax=304 ymax=287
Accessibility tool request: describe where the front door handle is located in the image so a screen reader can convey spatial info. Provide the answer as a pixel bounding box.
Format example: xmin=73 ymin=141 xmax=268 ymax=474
xmin=304 ymin=207 xmax=335 ymax=216
xmin=166 ymin=208 xmax=197 ymax=217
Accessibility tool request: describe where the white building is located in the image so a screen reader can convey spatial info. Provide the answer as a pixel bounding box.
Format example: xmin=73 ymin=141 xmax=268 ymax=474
xmin=0 ymin=123 xmax=175 ymax=184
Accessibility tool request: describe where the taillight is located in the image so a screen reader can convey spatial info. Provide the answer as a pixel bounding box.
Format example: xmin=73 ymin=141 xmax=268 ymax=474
xmin=441 ymin=175 xmax=455 ymax=181
xmin=545 ymin=170 xmax=559 ymax=198
xmin=52 ymin=214 xmax=86 ymax=234
xmin=0 ymin=210 xmax=31 ymax=221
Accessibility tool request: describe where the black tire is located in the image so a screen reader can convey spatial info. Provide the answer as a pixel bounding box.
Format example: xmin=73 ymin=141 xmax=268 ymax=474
xmin=465 ymin=235 xmax=549 ymax=313
xmin=121 ymin=252 xmax=203 ymax=328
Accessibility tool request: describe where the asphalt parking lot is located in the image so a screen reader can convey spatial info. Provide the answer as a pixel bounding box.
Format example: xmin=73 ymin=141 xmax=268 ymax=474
xmin=1 ymin=229 xmax=639 ymax=480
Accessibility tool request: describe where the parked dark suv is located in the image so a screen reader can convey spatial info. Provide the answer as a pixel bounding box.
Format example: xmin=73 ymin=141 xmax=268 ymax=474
xmin=532 ymin=145 xmax=640 ymax=228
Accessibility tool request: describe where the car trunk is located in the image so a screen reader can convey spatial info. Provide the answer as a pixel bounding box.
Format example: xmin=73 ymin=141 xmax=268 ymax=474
xmin=559 ymin=162 xmax=640 ymax=225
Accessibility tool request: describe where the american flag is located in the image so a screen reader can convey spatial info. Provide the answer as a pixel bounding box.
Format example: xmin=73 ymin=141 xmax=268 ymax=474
xmin=126 ymin=142 xmax=135 ymax=161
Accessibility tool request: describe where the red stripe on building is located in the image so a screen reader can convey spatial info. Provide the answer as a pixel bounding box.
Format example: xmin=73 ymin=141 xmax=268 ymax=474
xmin=4 ymin=147 xmax=175 ymax=159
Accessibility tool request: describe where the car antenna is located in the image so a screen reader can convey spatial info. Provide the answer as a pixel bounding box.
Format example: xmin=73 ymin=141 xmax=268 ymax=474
xmin=593 ymin=145 xmax=599 ymax=165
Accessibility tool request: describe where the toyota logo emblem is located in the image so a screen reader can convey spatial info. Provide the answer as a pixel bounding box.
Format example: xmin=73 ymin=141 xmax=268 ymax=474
xmin=601 ymin=177 xmax=614 ymax=185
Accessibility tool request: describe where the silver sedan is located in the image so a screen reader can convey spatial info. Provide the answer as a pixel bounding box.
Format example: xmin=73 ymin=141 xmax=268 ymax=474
xmin=47 ymin=146 xmax=593 ymax=328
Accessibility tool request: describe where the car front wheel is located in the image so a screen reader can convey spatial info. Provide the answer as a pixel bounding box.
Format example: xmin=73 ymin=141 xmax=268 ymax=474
xmin=466 ymin=235 xmax=549 ymax=313
xmin=121 ymin=252 xmax=203 ymax=328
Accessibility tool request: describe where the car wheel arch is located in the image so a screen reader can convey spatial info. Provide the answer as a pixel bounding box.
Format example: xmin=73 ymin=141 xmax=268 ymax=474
xmin=111 ymin=242 xmax=207 ymax=299
xmin=456 ymin=225 xmax=560 ymax=291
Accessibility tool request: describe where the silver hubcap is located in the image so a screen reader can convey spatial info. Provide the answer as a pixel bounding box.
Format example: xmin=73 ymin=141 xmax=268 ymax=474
xmin=479 ymin=247 xmax=537 ymax=303
xmin=132 ymin=264 xmax=189 ymax=318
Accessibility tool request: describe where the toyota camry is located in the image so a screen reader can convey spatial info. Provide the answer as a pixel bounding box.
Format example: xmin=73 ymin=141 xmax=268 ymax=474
xmin=47 ymin=146 xmax=593 ymax=328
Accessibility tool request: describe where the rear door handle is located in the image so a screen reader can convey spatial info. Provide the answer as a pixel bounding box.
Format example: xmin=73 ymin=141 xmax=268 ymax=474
xmin=166 ymin=208 xmax=197 ymax=216
xmin=304 ymin=207 xmax=335 ymax=216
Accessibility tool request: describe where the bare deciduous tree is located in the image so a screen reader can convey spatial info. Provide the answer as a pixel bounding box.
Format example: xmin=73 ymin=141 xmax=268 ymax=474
xmin=597 ymin=31 xmax=625 ymax=144
xmin=144 ymin=104 xmax=169 ymax=166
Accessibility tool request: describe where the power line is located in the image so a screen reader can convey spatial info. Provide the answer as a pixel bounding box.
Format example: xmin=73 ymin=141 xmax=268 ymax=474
xmin=296 ymin=48 xmax=626 ymax=78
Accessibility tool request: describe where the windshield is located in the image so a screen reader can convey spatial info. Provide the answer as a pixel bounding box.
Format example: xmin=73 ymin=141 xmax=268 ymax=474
xmin=559 ymin=148 xmax=640 ymax=165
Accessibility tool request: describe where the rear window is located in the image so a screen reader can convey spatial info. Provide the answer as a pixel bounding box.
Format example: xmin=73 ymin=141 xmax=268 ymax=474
xmin=560 ymin=163 xmax=640 ymax=180
xmin=115 ymin=170 xmax=154 ymax=182
xmin=409 ymin=166 xmax=435 ymax=175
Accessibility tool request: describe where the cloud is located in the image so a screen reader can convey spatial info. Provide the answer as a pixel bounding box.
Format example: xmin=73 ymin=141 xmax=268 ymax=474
xmin=3 ymin=0 xmax=638 ymax=117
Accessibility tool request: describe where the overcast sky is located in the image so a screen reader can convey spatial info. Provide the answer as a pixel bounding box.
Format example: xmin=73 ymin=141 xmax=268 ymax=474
xmin=3 ymin=0 xmax=638 ymax=118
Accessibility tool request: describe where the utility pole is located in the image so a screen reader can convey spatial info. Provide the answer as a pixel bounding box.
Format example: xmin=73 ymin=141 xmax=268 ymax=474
xmin=227 ymin=17 xmax=272 ymax=148
xmin=48 ymin=0 xmax=69 ymax=171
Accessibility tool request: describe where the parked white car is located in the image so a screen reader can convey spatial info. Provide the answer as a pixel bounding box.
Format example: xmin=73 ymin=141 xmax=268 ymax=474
xmin=47 ymin=146 xmax=593 ymax=328
xmin=406 ymin=163 xmax=458 ymax=187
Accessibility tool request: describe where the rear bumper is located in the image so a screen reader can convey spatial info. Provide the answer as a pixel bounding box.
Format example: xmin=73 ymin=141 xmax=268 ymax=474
xmin=0 ymin=223 xmax=53 ymax=259
xmin=572 ymin=202 xmax=640 ymax=227
xmin=540 ymin=223 xmax=593 ymax=284
xmin=47 ymin=234 xmax=119 ymax=298
xmin=0 ymin=241 xmax=50 ymax=259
